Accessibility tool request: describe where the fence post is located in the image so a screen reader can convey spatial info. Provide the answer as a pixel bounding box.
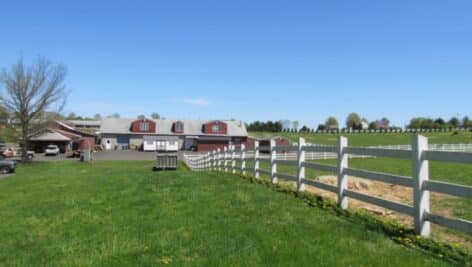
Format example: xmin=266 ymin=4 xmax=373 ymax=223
xmin=224 ymin=146 xmax=228 ymax=172
xmin=412 ymin=134 xmax=431 ymax=237
xmin=270 ymin=139 xmax=277 ymax=184
xmin=254 ymin=141 xmax=260 ymax=178
xmin=231 ymin=145 xmax=236 ymax=174
xmin=212 ymin=150 xmax=216 ymax=171
xmin=337 ymin=136 xmax=348 ymax=209
xmin=206 ymin=152 xmax=210 ymax=170
xmin=297 ymin=137 xmax=306 ymax=192
xmin=217 ymin=148 xmax=221 ymax=171
xmin=213 ymin=150 xmax=217 ymax=171
xmin=241 ymin=144 xmax=246 ymax=175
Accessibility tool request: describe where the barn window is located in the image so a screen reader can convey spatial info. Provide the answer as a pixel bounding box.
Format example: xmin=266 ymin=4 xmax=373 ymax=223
xmin=212 ymin=124 xmax=221 ymax=132
xmin=140 ymin=122 xmax=149 ymax=131
xmin=174 ymin=121 xmax=184 ymax=132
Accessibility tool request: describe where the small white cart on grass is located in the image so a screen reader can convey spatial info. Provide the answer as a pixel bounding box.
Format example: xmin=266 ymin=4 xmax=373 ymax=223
xmin=153 ymin=153 xmax=178 ymax=171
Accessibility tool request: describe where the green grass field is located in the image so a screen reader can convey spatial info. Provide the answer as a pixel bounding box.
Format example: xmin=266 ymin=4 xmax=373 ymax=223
xmin=229 ymin=156 xmax=472 ymax=252
xmin=249 ymin=131 xmax=472 ymax=146
xmin=0 ymin=161 xmax=460 ymax=266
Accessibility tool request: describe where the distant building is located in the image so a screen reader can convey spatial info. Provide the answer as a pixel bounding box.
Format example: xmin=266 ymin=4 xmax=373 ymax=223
xmin=29 ymin=121 xmax=97 ymax=153
xmin=99 ymin=118 xmax=248 ymax=152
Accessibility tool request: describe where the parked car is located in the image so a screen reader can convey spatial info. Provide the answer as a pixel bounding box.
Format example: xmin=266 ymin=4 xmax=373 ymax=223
xmin=0 ymin=155 xmax=16 ymax=174
xmin=2 ymin=147 xmax=34 ymax=161
xmin=45 ymin=145 xmax=60 ymax=156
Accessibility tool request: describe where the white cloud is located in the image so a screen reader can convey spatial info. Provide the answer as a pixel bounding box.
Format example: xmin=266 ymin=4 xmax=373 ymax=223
xmin=172 ymin=97 xmax=212 ymax=107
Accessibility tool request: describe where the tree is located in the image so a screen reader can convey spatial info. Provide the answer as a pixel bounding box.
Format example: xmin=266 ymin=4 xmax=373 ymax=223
xmin=434 ymin=118 xmax=445 ymax=128
xmin=325 ymin=117 xmax=339 ymax=129
xmin=66 ymin=112 xmax=81 ymax=120
xmin=0 ymin=58 xmax=68 ymax=159
xmin=137 ymin=114 xmax=146 ymax=120
xmin=41 ymin=111 xmax=64 ymax=122
xmin=300 ymin=125 xmax=309 ymax=133
xmin=379 ymin=117 xmax=390 ymax=129
xmin=408 ymin=117 xmax=424 ymax=129
xmin=317 ymin=124 xmax=326 ymax=131
xmin=448 ymin=117 xmax=460 ymax=128
xmin=463 ymin=116 xmax=472 ymax=128
xmin=109 ymin=113 xmax=120 ymax=118
xmin=151 ymin=112 xmax=160 ymax=119
xmin=292 ymin=121 xmax=299 ymax=131
xmin=93 ymin=113 xmax=102 ymax=120
xmin=247 ymin=121 xmax=282 ymax=132
xmin=368 ymin=121 xmax=378 ymax=130
xmin=346 ymin=113 xmax=362 ymax=129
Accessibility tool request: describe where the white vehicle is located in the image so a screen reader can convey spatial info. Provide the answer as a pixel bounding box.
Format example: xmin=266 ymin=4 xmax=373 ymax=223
xmin=143 ymin=140 xmax=156 ymax=152
xmin=143 ymin=136 xmax=179 ymax=152
xmin=45 ymin=145 xmax=60 ymax=156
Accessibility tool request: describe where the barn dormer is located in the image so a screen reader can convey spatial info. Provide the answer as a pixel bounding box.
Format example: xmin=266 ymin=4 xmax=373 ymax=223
xmin=130 ymin=118 xmax=156 ymax=133
xmin=172 ymin=121 xmax=184 ymax=133
xmin=203 ymin=120 xmax=227 ymax=134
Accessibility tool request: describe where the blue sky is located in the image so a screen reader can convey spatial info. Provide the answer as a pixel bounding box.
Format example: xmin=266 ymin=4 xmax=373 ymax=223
xmin=1 ymin=0 xmax=471 ymax=128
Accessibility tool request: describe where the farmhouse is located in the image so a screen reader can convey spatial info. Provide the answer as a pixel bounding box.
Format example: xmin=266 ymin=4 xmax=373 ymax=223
xmin=99 ymin=118 xmax=248 ymax=152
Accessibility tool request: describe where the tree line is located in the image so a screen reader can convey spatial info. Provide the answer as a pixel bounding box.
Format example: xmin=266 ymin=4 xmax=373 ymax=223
xmin=408 ymin=117 xmax=472 ymax=129
xmin=247 ymin=113 xmax=472 ymax=133
xmin=246 ymin=121 xmax=283 ymax=132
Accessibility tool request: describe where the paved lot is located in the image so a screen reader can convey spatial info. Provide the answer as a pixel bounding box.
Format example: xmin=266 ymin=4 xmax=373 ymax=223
xmin=33 ymin=150 xmax=184 ymax=162
xmin=94 ymin=150 xmax=158 ymax=161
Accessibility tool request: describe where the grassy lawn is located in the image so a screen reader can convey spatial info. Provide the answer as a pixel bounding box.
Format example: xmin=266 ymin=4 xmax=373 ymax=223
xmin=0 ymin=161 xmax=457 ymax=266
xmin=241 ymin=157 xmax=472 ymax=220
xmin=249 ymin=131 xmax=472 ymax=146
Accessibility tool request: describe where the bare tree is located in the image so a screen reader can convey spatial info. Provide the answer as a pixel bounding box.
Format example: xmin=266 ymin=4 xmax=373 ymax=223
xmin=0 ymin=58 xmax=68 ymax=159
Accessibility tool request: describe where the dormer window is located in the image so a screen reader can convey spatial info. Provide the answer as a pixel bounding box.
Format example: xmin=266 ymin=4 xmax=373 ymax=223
xmin=131 ymin=119 xmax=155 ymax=133
xmin=203 ymin=120 xmax=227 ymax=134
xmin=139 ymin=122 xmax=149 ymax=131
xmin=173 ymin=121 xmax=184 ymax=133
xmin=212 ymin=124 xmax=221 ymax=133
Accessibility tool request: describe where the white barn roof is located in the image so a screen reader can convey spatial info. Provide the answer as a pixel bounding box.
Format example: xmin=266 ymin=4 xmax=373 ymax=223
xmin=100 ymin=118 xmax=248 ymax=137
xmin=30 ymin=129 xmax=72 ymax=141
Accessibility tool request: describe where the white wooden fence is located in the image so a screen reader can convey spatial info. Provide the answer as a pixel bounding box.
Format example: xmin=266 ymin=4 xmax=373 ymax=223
xmin=183 ymin=135 xmax=472 ymax=237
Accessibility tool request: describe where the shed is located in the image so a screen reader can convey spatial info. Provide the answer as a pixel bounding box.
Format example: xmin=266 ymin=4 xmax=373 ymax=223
xmin=29 ymin=129 xmax=73 ymax=153
xmin=258 ymin=136 xmax=291 ymax=153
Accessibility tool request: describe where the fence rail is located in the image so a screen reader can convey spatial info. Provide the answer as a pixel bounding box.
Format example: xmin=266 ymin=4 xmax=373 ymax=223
xmin=183 ymin=136 xmax=472 ymax=237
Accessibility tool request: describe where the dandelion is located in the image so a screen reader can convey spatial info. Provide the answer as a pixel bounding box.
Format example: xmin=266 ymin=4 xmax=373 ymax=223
xmin=157 ymin=256 xmax=173 ymax=264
